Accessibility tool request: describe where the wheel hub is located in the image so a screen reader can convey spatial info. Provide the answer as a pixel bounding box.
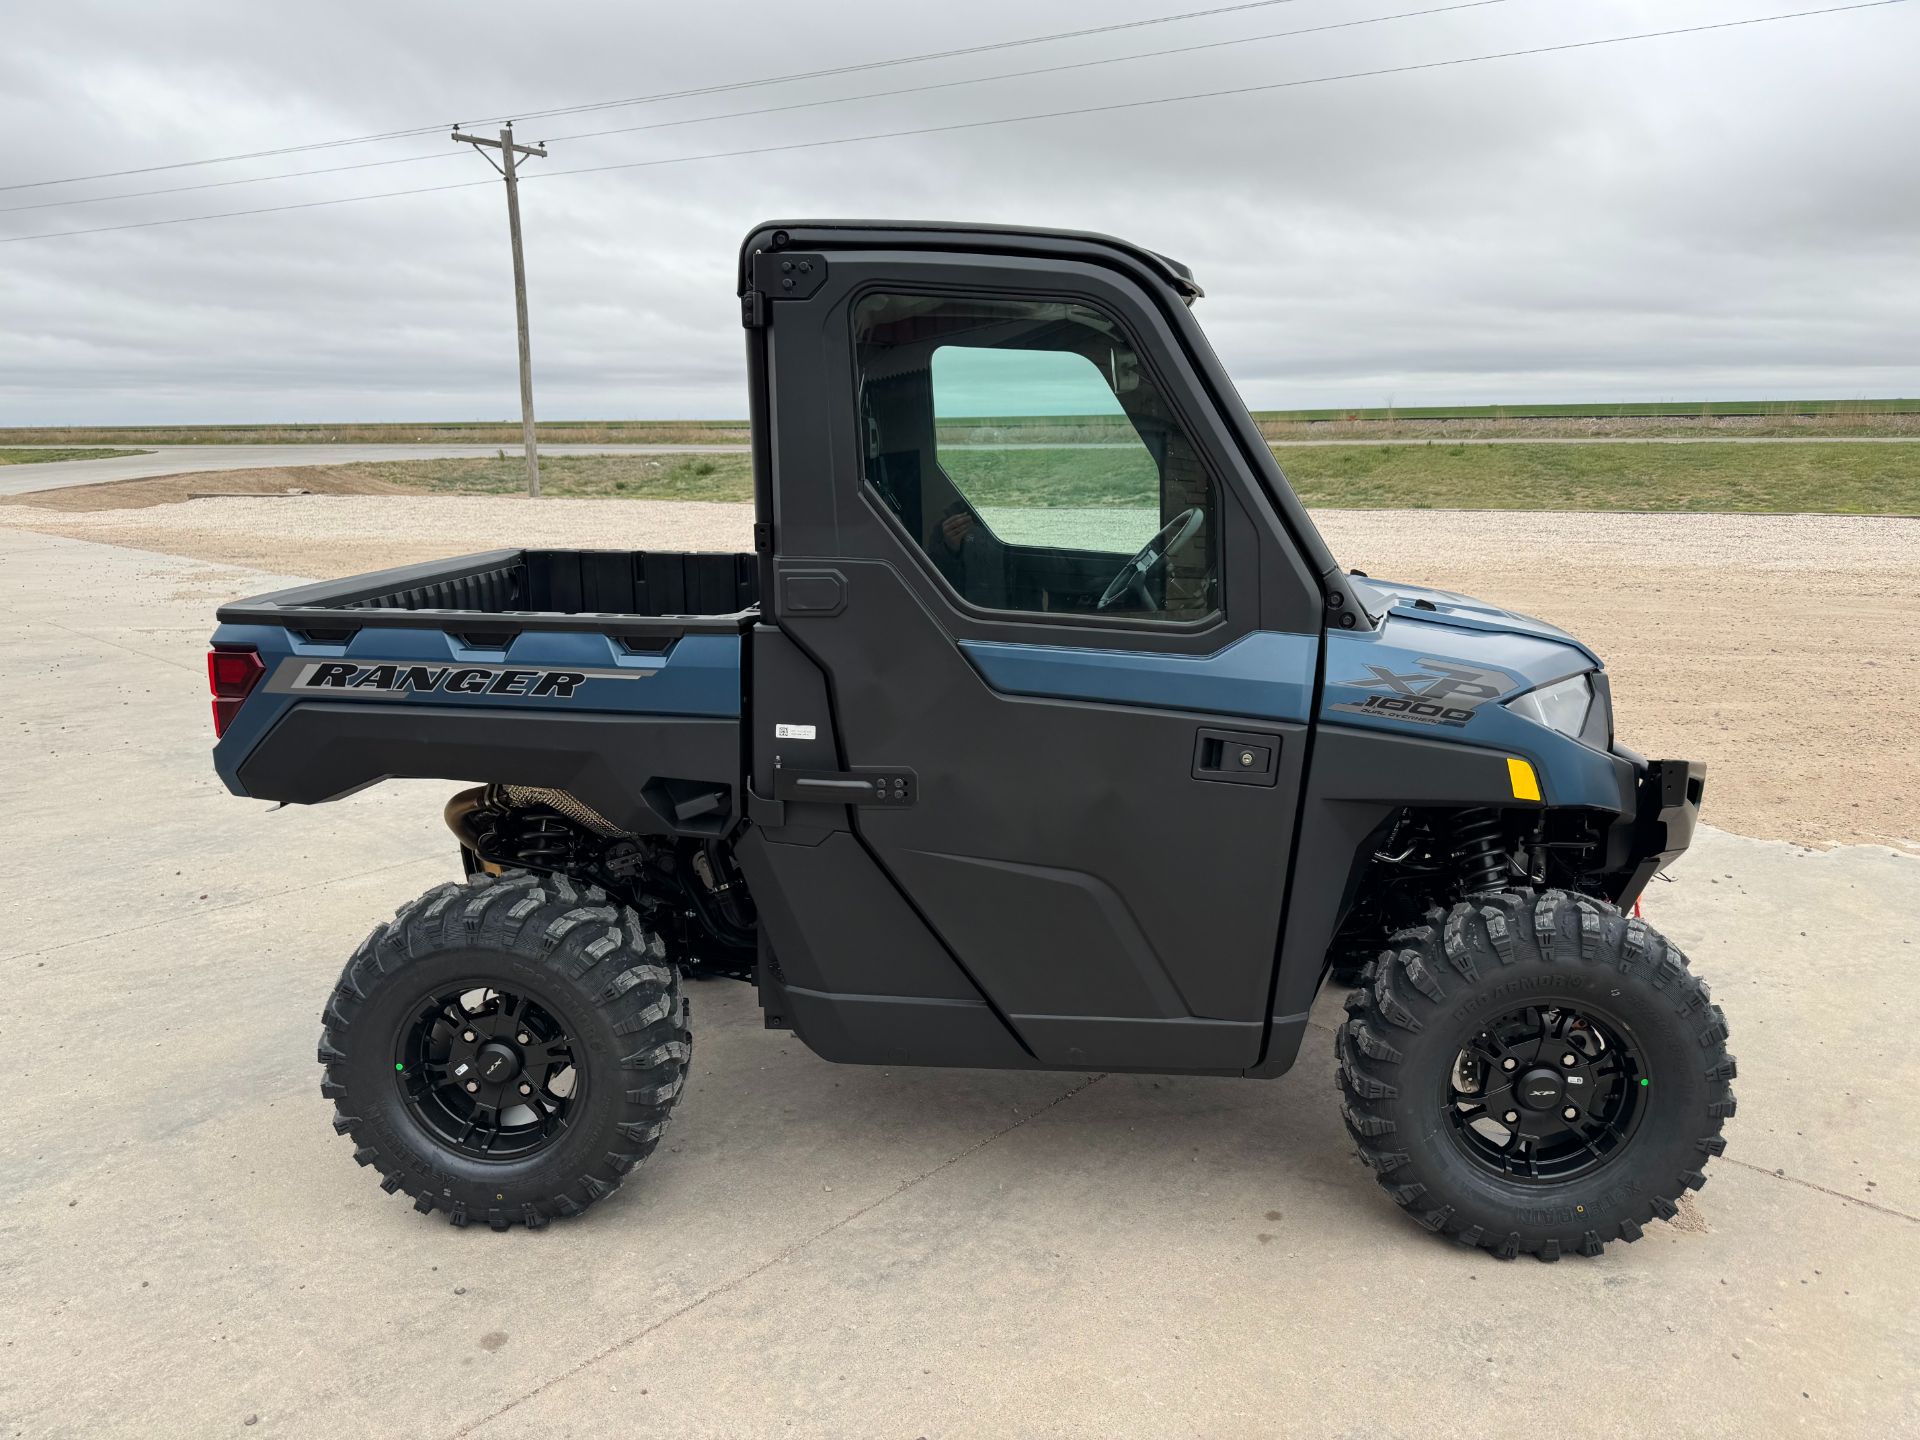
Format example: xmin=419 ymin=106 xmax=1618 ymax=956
xmin=471 ymin=1041 xmax=521 ymax=1086
xmin=1445 ymin=1002 xmax=1646 ymax=1183
xmin=1516 ymin=1067 xmax=1565 ymax=1110
xmin=393 ymin=984 xmax=582 ymax=1162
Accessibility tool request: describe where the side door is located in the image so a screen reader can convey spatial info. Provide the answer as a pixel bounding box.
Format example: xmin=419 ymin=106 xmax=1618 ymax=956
xmin=762 ymin=244 xmax=1326 ymax=1071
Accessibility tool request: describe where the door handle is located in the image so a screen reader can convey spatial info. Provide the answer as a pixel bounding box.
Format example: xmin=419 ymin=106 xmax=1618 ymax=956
xmin=1192 ymin=728 xmax=1280 ymax=787
xmin=774 ymin=767 xmax=916 ymax=806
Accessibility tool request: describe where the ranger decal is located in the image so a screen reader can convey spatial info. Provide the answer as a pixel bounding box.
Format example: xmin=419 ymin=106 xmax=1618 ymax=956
xmin=289 ymin=662 xmax=620 ymax=698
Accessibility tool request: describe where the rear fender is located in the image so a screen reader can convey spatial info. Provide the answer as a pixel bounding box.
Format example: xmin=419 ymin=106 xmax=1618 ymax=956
xmin=210 ymin=623 xmax=743 ymax=836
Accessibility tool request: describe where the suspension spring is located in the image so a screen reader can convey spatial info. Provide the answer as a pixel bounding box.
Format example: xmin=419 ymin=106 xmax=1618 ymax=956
xmin=1452 ymin=808 xmax=1511 ymax=895
xmin=514 ymin=814 xmax=573 ymax=868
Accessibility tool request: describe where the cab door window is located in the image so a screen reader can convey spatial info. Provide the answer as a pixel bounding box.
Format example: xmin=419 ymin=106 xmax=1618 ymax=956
xmin=854 ymin=292 xmax=1220 ymax=622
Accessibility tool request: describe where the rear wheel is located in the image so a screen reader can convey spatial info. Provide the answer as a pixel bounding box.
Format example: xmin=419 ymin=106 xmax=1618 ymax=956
xmin=319 ymin=870 xmax=690 ymax=1230
xmin=1336 ymin=887 xmax=1735 ymax=1259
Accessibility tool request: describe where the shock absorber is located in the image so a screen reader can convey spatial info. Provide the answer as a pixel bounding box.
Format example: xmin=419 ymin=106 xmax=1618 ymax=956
xmin=1452 ymin=808 xmax=1511 ymax=895
xmin=514 ymin=813 xmax=573 ymax=868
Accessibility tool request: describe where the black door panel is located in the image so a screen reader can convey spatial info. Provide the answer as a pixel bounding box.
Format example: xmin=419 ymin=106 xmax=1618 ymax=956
xmin=887 ymin=849 xmax=1190 ymax=1018
xmin=781 ymin=560 xmax=1304 ymax=1067
xmin=759 ymin=246 xmax=1322 ymax=1074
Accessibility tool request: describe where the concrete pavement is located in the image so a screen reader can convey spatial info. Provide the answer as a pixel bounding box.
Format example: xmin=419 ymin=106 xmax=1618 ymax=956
xmin=2 ymin=526 xmax=1916 ymax=1438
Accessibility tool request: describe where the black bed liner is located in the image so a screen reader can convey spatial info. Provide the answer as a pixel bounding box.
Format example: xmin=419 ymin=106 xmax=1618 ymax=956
xmin=217 ymin=548 xmax=759 ymax=639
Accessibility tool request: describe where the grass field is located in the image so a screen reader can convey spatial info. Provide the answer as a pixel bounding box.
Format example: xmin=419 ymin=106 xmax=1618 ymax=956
xmin=0 ymin=422 xmax=750 ymax=447
xmin=945 ymin=401 xmax=1920 ymax=432
xmin=930 ymin=404 xmax=1920 ymax=442
xmin=946 ymin=442 xmax=1917 ymax=512
xmin=19 ymin=442 xmax=1914 ymax=515
xmin=8 ymin=398 xmax=1918 ymax=450
xmin=1249 ymin=398 xmax=1920 ymax=422
xmin=1277 ymin=441 xmax=1916 ymax=512
xmin=418 ymin=453 xmax=753 ymax=500
xmin=0 ymin=447 xmax=147 ymax=465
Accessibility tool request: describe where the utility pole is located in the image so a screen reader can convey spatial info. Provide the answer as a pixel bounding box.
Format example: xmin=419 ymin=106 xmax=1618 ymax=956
xmin=453 ymin=123 xmax=547 ymax=497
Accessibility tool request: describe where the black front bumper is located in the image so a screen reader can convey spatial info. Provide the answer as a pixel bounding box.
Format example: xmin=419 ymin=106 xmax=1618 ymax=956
xmin=1611 ymin=755 xmax=1707 ymax=907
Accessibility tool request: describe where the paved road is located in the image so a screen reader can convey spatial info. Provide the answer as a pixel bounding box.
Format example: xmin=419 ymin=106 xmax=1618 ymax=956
xmin=4 ymin=526 xmax=1917 ymax=1437
xmin=6 ymin=431 xmax=1917 ymax=497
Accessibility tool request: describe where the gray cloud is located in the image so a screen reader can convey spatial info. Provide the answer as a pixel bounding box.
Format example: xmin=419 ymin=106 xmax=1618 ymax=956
xmin=2 ymin=0 xmax=1913 ymax=422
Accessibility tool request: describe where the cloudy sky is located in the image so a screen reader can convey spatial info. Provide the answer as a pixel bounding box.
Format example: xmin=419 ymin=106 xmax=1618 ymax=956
xmin=2 ymin=0 xmax=1913 ymax=423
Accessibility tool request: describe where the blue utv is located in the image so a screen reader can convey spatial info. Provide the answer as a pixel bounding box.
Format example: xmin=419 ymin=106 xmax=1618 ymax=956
xmin=207 ymin=221 xmax=1732 ymax=1259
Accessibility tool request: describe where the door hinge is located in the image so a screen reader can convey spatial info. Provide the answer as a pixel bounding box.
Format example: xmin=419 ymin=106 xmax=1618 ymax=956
xmin=753 ymin=521 xmax=773 ymax=553
xmin=751 ymin=252 xmax=827 ymax=299
xmin=743 ymin=253 xmax=826 ymax=327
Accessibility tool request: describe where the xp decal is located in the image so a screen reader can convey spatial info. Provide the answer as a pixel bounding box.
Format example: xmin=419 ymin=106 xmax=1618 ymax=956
xmin=279 ymin=661 xmax=652 ymax=699
xmin=1330 ymin=658 xmax=1508 ymax=729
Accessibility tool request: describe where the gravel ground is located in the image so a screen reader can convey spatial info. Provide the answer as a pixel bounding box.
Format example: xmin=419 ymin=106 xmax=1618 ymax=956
xmin=4 ymin=494 xmax=1913 ymax=849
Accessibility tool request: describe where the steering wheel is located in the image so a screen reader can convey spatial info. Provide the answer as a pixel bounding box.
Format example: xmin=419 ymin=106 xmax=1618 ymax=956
xmin=1097 ymin=506 xmax=1206 ymax=612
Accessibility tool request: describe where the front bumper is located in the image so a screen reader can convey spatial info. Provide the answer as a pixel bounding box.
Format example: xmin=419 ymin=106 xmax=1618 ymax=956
xmin=1611 ymin=755 xmax=1707 ymax=907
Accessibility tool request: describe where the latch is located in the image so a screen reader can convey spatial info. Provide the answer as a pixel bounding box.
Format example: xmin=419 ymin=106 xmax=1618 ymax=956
xmin=1192 ymin=727 xmax=1282 ymax=787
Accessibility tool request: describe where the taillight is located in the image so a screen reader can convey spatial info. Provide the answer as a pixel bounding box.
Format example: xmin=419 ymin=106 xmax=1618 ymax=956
xmin=208 ymin=647 xmax=266 ymax=737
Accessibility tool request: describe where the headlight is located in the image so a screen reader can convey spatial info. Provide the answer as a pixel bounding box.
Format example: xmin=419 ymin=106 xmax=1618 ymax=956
xmin=1505 ymin=672 xmax=1594 ymax=738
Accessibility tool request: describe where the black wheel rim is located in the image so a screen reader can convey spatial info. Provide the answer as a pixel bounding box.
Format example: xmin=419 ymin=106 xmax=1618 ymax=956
xmin=1443 ymin=1001 xmax=1647 ymax=1183
xmin=393 ymin=983 xmax=583 ymax=1162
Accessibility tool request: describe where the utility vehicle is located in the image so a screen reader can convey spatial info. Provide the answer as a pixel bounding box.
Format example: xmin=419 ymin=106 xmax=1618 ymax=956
xmin=207 ymin=220 xmax=1732 ymax=1259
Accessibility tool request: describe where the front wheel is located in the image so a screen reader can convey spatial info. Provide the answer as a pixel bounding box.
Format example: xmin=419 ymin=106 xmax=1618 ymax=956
xmin=1337 ymin=888 xmax=1735 ymax=1260
xmin=319 ymin=871 xmax=690 ymax=1230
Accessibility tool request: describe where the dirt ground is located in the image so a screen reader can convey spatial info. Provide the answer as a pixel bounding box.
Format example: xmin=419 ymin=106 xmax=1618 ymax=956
xmin=0 ymin=464 xmax=422 ymax=510
xmin=4 ymin=491 xmax=1913 ymax=849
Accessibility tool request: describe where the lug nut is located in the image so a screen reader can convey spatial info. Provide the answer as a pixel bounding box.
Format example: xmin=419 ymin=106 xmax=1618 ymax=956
xmin=1563 ymin=1106 xmax=1579 ymax=1121
xmin=1561 ymin=1053 xmax=1578 ymax=1067
xmin=465 ymin=1081 xmax=479 ymax=1093
xmin=1503 ymin=1110 xmax=1520 ymax=1125
xmin=517 ymin=1032 xmax=530 ymax=1044
xmin=1501 ymin=1057 xmax=1517 ymax=1071
xmin=462 ymin=1030 xmax=476 ymax=1042
xmin=518 ymin=1083 xmax=532 ymax=1095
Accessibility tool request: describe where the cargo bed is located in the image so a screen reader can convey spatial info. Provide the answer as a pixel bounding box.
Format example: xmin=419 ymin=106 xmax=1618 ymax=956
xmin=217 ymin=548 xmax=759 ymax=639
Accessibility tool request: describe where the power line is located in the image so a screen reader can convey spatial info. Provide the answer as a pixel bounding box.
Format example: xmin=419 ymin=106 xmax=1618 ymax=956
xmin=0 ymin=149 xmax=456 ymax=216
xmin=0 ymin=123 xmax=454 ymax=195
xmin=2 ymin=0 xmax=1902 ymax=245
xmin=504 ymin=0 xmax=1319 ymax=126
xmin=546 ymin=0 xmax=1512 ymax=145
xmin=1 ymin=176 xmax=496 ymax=243
xmin=531 ymin=1 xmax=1914 ymax=182
xmin=0 ymin=0 xmax=1511 ymax=216
xmin=0 ymin=0 xmax=1319 ymax=195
